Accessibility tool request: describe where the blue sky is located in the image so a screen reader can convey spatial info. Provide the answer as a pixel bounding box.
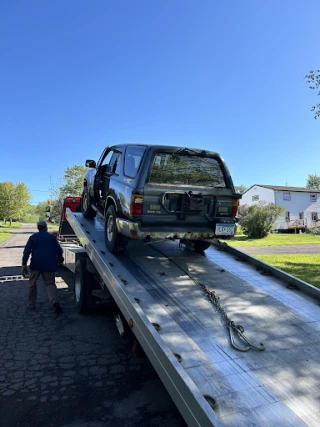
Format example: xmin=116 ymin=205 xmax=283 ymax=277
xmin=0 ymin=0 xmax=319 ymax=205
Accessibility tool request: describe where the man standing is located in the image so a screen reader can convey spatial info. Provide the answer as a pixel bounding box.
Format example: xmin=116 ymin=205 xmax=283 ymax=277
xmin=22 ymin=220 xmax=64 ymax=314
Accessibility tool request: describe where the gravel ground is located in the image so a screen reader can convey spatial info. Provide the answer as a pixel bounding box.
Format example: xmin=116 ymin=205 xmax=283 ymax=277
xmin=0 ymin=224 xmax=186 ymax=427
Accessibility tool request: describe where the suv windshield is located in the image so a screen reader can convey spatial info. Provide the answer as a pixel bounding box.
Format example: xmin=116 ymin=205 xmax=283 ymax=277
xmin=149 ymin=153 xmax=226 ymax=187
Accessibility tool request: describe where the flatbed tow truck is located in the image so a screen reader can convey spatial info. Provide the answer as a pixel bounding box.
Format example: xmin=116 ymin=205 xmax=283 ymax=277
xmin=57 ymin=197 xmax=320 ymax=427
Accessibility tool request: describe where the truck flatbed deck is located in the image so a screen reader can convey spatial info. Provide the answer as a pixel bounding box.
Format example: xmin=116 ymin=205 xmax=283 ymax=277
xmin=66 ymin=210 xmax=320 ymax=427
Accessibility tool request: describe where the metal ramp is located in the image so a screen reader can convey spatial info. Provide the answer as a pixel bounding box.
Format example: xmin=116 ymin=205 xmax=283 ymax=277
xmin=66 ymin=210 xmax=320 ymax=426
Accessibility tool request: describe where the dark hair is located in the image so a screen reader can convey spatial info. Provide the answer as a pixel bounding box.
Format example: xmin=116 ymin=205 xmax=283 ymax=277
xmin=37 ymin=224 xmax=48 ymax=230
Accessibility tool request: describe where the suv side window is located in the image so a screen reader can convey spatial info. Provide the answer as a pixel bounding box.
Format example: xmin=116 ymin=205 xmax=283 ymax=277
xmin=100 ymin=151 xmax=114 ymax=168
xmin=124 ymin=146 xmax=146 ymax=178
xmin=109 ymin=151 xmax=122 ymax=175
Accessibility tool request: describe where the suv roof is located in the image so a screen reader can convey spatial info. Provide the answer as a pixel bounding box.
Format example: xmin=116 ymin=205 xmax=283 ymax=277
xmin=110 ymin=143 xmax=222 ymax=157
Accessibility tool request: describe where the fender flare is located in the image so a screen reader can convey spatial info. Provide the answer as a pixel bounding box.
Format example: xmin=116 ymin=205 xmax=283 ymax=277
xmin=104 ymin=195 xmax=119 ymax=217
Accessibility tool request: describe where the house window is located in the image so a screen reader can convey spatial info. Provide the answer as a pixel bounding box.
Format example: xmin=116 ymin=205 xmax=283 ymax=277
xmin=310 ymin=194 xmax=317 ymax=202
xmin=283 ymin=192 xmax=291 ymax=201
xmin=299 ymin=212 xmax=304 ymax=220
xmin=285 ymin=211 xmax=290 ymax=221
xmin=312 ymin=212 xmax=318 ymax=221
xmin=252 ymin=195 xmax=259 ymax=201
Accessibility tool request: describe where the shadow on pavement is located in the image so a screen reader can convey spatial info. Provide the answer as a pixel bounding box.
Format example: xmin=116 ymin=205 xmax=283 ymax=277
xmin=0 ymin=246 xmax=26 ymax=249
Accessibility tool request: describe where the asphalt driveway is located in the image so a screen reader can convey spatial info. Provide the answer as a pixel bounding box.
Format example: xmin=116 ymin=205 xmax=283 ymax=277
xmin=0 ymin=225 xmax=185 ymax=427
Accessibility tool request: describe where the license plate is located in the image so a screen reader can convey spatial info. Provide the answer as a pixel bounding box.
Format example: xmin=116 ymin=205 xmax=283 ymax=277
xmin=215 ymin=224 xmax=235 ymax=236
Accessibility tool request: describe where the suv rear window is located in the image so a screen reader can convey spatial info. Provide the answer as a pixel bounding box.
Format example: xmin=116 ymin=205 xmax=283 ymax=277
xmin=149 ymin=153 xmax=226 ymax=187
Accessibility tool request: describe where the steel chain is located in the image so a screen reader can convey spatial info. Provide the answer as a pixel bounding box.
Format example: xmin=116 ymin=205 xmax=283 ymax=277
xmin=152 ymin=245 xmax=265 ymax=352
xmin=199 ymin=284 xmax=265 ymax=352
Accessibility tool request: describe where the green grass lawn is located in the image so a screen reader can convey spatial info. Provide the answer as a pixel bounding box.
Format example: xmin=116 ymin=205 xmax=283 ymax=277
xmin=0 ymin=222 xmax=58 ymax=244
xmin=48 ymin=224 xmax=59 ymax=231
xmin=255 ymin=254 xmax=320 ymax=288
xmin=228 ymin=233 xmax=320 ymax=247
xmin=227 ymin=233 xmax=320 ymax=288
xmin=0 ymin=222 xmax=21 ymax=244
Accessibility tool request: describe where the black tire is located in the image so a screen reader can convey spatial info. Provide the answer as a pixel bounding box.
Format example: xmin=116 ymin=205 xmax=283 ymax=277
xmin=74 ymin=258 xmax=115 ymax=313
xmin=81 ymin=187 xmax=96 ymax=219
xmin=104 ymin=205 xmax=128 ymax=253
xmin=193 ymin=241 xmax=211 ymax=253
xmin=74 ymin=258 xmax=89 ymax=314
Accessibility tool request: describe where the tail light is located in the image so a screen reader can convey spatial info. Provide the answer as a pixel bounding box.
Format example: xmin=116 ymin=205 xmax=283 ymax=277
xmin=232 ymin=199 xmax=239 ymax=217
xmin=130 ymin=194 xmax=144 ymax=215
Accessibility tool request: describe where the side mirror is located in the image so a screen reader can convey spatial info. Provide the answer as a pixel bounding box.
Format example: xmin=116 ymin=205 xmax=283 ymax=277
xmin=85 ymin=160 xmax=96 ymax=168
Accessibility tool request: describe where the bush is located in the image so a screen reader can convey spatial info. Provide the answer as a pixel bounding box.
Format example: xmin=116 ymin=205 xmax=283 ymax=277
xmin=22 ymin=213 xmax=39 ymax=223
xmin=238 ymin=203 xmax=285 ymax=239
xmin=235 ymin=224 xmax=244 ymax=235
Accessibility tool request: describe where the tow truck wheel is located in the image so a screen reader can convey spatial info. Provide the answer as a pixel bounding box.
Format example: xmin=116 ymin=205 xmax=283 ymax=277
xmin=74 ymin=258 xmax=89 ymax=313
xmin=81 ymin=188 xmax=97 ymax=219
xmin=193 ymin=241 xmax=211 ymax=253
xmin=105 ymin=205 xmax=128 ymax=253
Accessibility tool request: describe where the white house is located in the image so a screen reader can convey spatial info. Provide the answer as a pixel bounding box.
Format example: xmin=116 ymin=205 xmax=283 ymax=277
xmin=241 ymin=185 xmax=320 ymax=231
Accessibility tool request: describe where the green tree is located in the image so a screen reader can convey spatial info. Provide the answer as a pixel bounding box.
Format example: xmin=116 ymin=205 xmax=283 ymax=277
xmin=35 ymin=200 xmax=60 ymax=223
xmin=22 ymin=204 xmax=39 ymax=223
xmin=0 ymin=182 xmax=31 ymax=225
xmin=306 ymin=174 xmax=320 ymax=190
xmin=35 ymin=201 xmax=49 ymax=221
xmin=57 ymin=165 xmax=87 ymax=199
xmin=235 ymin=184 xmax=247 ymax=194
xmin=0 ymin=182 xmax=15 ymax=223
xmin=49 ymin=164 xmax=87 ymax=221
xmin=49 ymin=200 xmax=62 ymax=223
xmin=305 ymin=69 xmax=320 ymax=119
xmin=15 ymin=183 xmax=31 ymax=220
xmin=238 ymin=202 xmax=285 ymax=238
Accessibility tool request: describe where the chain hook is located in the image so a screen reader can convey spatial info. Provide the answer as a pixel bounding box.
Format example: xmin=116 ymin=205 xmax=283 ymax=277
xmin=228 ymin=322 xmax=265 ymax=352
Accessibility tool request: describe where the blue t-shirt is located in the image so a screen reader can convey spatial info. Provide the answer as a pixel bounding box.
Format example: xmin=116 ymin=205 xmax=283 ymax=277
xmin=22 ymin=230 xmax=64 ymax=272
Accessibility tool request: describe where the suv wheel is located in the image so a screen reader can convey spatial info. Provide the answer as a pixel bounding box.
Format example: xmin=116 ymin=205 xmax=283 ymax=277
xmin=105 ymin=205 xmax=128 ymax=253
xmin=81 ymin=188 xmax=97 ymax=219
xmin=193 ymin=241 xmax=211 ymax=253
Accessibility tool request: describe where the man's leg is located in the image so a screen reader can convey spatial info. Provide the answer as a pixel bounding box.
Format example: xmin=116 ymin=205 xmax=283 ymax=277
xmin=41 ymin=271 xmax=63 ymax=313
xmin=28 ymin=270 xmax=40 ymax=309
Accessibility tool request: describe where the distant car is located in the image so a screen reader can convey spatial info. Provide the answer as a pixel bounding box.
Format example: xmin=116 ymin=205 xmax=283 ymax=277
xmin=81 ymin=144 xmax=241 ymax=253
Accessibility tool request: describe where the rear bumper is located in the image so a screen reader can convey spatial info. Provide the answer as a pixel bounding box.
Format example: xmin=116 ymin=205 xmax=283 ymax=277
xmin=116 ymin=218 xmax=217 ymax=240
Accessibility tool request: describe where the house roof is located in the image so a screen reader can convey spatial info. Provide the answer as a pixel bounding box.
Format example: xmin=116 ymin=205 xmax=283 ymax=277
xmin=245 ymin=184 xmax=320 ymax=194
